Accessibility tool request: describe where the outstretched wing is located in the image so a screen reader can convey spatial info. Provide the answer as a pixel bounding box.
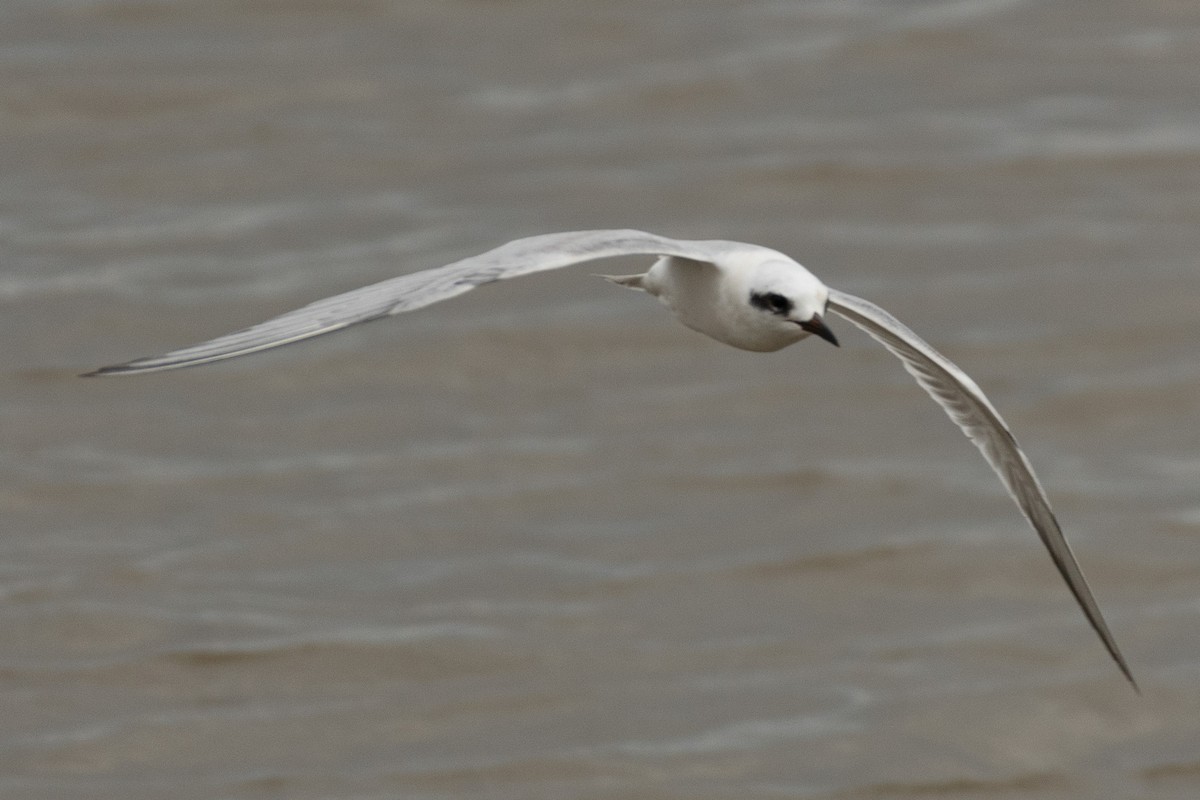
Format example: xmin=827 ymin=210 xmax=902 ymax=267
xmin=826 ymin=288 xmax=1136 ymax=689
xmin=86 ymin=229 xmax=728 ymax=376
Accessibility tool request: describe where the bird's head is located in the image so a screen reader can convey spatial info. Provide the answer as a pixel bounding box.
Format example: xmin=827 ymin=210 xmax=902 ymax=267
xmin=744 ymin=260 xmax=838 ymax=347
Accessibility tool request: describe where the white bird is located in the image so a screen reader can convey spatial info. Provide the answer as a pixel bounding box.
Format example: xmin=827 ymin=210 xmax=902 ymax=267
xmin=86 ymin=229 xmax=1135 ymax=688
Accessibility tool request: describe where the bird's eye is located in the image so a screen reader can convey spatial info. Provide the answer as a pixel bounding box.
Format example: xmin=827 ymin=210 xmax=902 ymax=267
xmin=751 ymin=291 xmax=793 ymax=315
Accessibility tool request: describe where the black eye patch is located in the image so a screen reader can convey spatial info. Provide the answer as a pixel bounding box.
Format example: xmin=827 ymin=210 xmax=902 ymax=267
xmin=750 ymin=291 xmax=793 ymax=316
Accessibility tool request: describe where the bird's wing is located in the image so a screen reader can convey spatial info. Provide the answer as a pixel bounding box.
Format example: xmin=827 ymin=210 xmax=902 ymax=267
xmin=826 ymin=288 xmax=1136 ymax=689
xmin=86 ymin=230 xmax=728 ymax=376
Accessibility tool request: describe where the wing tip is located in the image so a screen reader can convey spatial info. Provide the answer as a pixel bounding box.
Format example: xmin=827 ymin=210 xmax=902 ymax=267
xmin=80 ymin=357 xmax=186 ymax=377
xmin=80 ymin=364 xmax=130 ymax=378
xmin=1111 ymin=647 xmax=1140 ymax=694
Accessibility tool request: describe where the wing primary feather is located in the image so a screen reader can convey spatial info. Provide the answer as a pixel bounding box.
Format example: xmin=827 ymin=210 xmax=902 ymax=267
xmin=826 ymin=288 xmax=1137 ymax=691
xmin=83 ymin=229 xmax=726 ymax=376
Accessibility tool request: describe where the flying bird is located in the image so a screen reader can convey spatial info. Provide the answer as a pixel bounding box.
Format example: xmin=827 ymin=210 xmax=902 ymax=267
xmin=86 ymin=229 xmax=1135 ymax=688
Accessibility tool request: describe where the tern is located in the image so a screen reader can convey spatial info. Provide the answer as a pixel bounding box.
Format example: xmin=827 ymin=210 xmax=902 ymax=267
xmin=85 ymin=229 xmax=1135 ymax=688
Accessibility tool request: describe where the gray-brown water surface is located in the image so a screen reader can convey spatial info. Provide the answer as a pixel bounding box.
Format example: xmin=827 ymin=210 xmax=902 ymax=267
xmin=4 ymin=1 xmax=1200 ymax=798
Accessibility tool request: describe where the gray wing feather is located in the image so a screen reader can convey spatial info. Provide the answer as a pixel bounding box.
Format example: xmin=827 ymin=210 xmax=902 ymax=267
xmin=85 ymin=230 xmax=725 ymax=375
xmin=827 ymin=288 xmax=1135 ymax=689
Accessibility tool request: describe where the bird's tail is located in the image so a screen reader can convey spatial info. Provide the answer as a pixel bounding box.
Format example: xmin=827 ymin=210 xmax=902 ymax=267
xmin=596 ymin=273 xmax=647 ymax=291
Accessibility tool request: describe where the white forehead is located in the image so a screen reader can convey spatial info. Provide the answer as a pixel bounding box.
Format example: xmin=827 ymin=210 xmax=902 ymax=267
xmin=719 ymin=247 xmax=825 ymax=297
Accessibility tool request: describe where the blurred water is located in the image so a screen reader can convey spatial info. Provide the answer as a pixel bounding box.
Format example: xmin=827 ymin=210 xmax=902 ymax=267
xmin=3 ymin=1 xmax=1200 ymax=798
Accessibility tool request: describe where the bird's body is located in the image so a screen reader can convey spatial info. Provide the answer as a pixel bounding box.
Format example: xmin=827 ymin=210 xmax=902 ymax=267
xmin=86 ymin=229 xmax=1135 ymax=688
xmin=643 ymin=250 xmax=830 ymax=350
xmin=616 ymin=249 xmax=829 ymax=352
